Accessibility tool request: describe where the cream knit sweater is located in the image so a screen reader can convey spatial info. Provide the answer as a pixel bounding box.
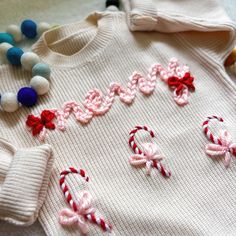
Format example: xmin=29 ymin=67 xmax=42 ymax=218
xmin=0 ymin=7 xmax=236 ymax=236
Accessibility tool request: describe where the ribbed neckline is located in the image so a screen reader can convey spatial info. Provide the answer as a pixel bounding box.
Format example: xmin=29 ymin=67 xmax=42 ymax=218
xmin=32 ymin=12 xmax=121 ymax=68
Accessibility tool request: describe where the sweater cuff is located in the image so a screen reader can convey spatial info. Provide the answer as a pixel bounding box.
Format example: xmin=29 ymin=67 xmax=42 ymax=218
xmin=0 ymin=138 xmax=54 ymax=226
xmin=122 ymin=0 xmax=158 ymax=31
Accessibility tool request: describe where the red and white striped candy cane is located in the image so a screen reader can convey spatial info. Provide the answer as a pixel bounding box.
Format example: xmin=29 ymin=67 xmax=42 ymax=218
xmin=129 ymin=125 xmax=171 ymax=177
xmin=59 ymin=167 xmax=112 ymax=232
xmin=129 ymin=125 xmax=155 ymax=155
xmin=202 ymin=116 xmax=224 ymax=145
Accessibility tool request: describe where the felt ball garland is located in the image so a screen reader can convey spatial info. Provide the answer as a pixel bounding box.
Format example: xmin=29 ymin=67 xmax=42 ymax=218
xmin=0 ymin=19 xmax=52 ymax=112
xmin=0 ymin=19 xmax=52 ymax=63
xmin=0 ymin=19 xmax=51 ymax=46
xmin=21 ymin=20 xmax=37 ymax=39
xmin=0 ymin=33 xmax=14 ymax=45
xmin=32 ymin=63 xmax=51 ymax=79
xmin=105 ymin=0 xmax=120 ymax=8
xmin=6 ymin=47 xmax=24 ymax=66
xmin=17 ymin=87 xmax=38 ymax=107
xmin=0 ymin=57 xmax=51 ymax=111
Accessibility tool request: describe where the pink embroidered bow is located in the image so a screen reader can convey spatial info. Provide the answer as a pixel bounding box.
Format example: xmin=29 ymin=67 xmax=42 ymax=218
xmin=129 ymin=143 xmax=164 ymax=175
xmin=59 ymin=191 xmax=96 ymax=234
xmin=205 ymin=130 xmax=236 ymax=168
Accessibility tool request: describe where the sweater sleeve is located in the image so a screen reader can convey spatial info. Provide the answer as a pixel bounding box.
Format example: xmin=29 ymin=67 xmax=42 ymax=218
xmin=122 ymin=0 xmax=236 ymax=65
xmin=0 ymin=138 xmax=54 ymax=226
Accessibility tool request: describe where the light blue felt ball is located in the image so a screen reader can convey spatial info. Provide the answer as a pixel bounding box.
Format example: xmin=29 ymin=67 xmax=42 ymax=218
xmin=21 ymin=20 xmax=37 ymax=39
xmin=32 ymin=63 xmax=51 ymax=79
xmin=6 ymin=47 xmax=24 ymax=66
xmin=0 ymin=32 xmax=15 ymax=45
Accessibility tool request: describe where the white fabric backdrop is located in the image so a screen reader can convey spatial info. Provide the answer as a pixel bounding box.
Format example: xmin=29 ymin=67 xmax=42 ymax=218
xmin=0 ymin=0 xmax=235 ymax=235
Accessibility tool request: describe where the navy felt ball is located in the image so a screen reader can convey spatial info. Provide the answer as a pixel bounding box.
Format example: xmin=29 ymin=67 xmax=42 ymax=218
xmin=106 ymin=0 xmax=120 ymax=8
xmin=17 ymin=87 xmax=38 ymax=107
xmin=0 ymin=32 xmax=15 ymax=45
xmin=6 ymin=47 xmax=24 ymax=66
xmin=21 ymin=20 xmax=37 ymax=39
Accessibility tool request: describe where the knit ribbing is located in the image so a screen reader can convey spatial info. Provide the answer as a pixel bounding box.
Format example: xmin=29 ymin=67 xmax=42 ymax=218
xmin=128 ymin=0 xmax=157 ymax=20
xmin=122 ymin=0 xmax=236 ymax=34
xmin=122 ymin=0 xmax=157 ymax=31
xmin=0 ymin=140 xmax=53 ymax=226
xmin=0 ymin=139 xmax=15 ymax=179
xmin=32 ymin=13 xmax=116 ymax=68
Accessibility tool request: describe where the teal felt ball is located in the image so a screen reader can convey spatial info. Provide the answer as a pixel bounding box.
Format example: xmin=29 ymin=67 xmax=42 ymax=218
xmin=17 ymin=87 xmax=38 ymax=107
xmin=6 ymin=47 xmax=24 ymax=66
xmin=0 ymin=32 xmax=15 ymax=45
xmin=32 ymin=63 xmax=51 ymax=79
xmin=21 ymin=20 xmax=37 ymax=39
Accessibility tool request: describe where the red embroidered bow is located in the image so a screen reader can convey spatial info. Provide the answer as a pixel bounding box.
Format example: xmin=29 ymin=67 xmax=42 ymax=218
xmin=26 ymin=110 xmax=56 ymax=136
xmin=167 ymin=72 xmax=195 ymax=95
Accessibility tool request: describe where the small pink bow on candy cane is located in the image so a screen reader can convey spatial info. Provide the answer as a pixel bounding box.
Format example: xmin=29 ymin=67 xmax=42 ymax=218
xmin=205 ymin=130 xmax=236 ymax=168
xmin=129 ymin=143 xmax=165 ymax=175
xmin=59 ymin=191 xmax=96 ymax=234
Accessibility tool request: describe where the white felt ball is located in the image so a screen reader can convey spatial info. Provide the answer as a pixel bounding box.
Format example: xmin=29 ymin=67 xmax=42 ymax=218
xmin=1 ymin=92 xmax=19 ymax=112
xmin=30 ymin=76 xmax=50 ymax=95
xmin=37 ymin=22 xmax=51 ymax=36
xmin=21 ymin=52 xmax=40 ymax=71
xmin=106 ymin=5 xmax=119 ymax=12
xmin=6 ymin=24 xmax=22 ymax=42
xmin=0 ymin=42 xmax=13 ymax=63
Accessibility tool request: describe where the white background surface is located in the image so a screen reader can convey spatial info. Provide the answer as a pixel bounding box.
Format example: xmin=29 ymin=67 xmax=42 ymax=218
xmin=0 ymin=0 xmax=235 ymax=235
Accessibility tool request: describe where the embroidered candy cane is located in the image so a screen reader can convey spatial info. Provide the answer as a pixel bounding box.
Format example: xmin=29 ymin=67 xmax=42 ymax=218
xmin=59 ymin=167 xmax=112 ymax=233
xmin=202 ymin=116 xmax=236 ymax=168
xmin=129 ymin=126 xmax=171 ymax=177
xmin=129 ymin=125 xmax=155 ymax=154
xmin=38 ymin=127 xmax=48 ymax=142
xmin=202 ymin=116 xmax=224 ymax=145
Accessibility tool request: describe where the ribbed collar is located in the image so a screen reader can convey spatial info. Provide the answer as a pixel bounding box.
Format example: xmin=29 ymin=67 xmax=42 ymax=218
xmin=32 ymin=12 xmax=123 ymax=68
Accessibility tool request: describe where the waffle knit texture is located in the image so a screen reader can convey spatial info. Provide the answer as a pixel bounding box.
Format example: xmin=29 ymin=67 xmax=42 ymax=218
xmin=0 ymin=138 xmax=53 ymax=226
xmin=0 ymin=2 xmax=236 ymax=235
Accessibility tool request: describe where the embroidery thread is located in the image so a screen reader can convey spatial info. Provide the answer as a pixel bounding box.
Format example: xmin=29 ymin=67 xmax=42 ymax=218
xmin=26 ymin=59 xmax=195 ymax=141
xmin=202 ymin=116 xmax=236 ymax=168
xmin=128 ymin=125 xmax=171 ymax=177
xmin=158 ymin=58 xmax=195 ymax=106
xmin=26 ymin=110 xmax=56 ymax=142
xmin=53 ymin=65 xmax=160 ymax=131
xmin=59 ymin=167 xmax=112 ymax=234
